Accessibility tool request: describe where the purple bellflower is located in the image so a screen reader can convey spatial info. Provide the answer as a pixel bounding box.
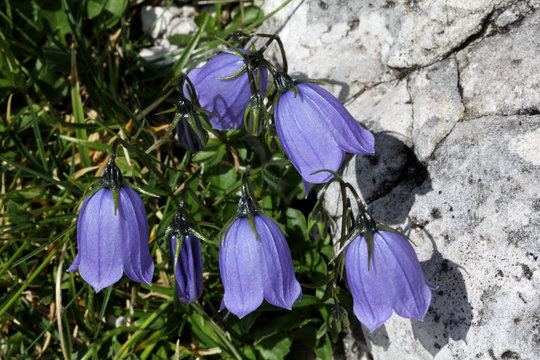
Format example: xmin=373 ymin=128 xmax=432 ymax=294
xmin=68 ymin=144 xmax=154 ymax=292
xmin=174 ymin=75 xmax=208 ymax=153
xmin=167 ymin=201 xmax=203 ymax=303
xmin=345 ymin=227 xmax=435 ymax=332
xmin=219 ymin=176 xmax=301 ymax=318
xmin=175 ymin=98 xmax=208 ymax=153
xmin=187 ymin=49 xmax=268 ymax=130
xmin=274 ymin=73 xmax=375 ymax=187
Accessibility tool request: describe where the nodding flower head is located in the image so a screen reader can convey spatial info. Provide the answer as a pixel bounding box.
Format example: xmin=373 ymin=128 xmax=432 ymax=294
xmin=175 ymin=98 xmax=208 ymax=153
xmin=186 ymin=50 xmax=268 ymax=130
xmin=218 ymin=175 xmax=301 ymax=318
xmin=274 ymin=73 xmax=374 ymax=186
xmin=68 ymin=144 xmax=154 ymax=292
xmin=167 ymin=201 xmax=203 ymax=303
xmin=344 ymin=219 xmax=435 ymax=332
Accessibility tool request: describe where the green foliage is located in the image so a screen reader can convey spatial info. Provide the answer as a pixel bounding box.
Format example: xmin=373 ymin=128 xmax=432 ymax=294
xmin=0 ymin=0 xmax=352 ymax=359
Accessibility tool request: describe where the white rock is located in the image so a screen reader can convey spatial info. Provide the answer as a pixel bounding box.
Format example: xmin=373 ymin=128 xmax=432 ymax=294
xmin=259 ymin=0 xmax=397 ymax=100
xmin=139 ymin=5 xmax=197 ymax=64
xmin=365 ymin=116 xmax=540 ymax=360
xmin=383 ymin=0 xmax=508 ymax=68
xmin=347 ymin=80 xmax=413 ymax=146
xmin=258 ymin=1 xmax=540 ymax=359
xmin=409 ymin=57 xmax=464 ymax=162
xmin=457 ymin=10 xmax=540 ymax=118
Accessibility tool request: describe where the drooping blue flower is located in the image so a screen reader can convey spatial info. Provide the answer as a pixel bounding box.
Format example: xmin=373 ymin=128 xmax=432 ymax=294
xmin=68 ymin=146 xmax=154 ymax=292
xmin=220 ymin=215 xmax=302 ymax=318
xmin=187 ymin=50 xmax=268 ymax=130
xmin=175 ymin=98 xmax=207 ymax=153
xmin=274 ymin=74 xmax=374 ymax=185
xmin=344 ymin=231 xmax=435 ymax=332
xmin=169 ymin=234 xmax=203 ymax=303
xmin=219 ymin=175 xmax=301 ymax=318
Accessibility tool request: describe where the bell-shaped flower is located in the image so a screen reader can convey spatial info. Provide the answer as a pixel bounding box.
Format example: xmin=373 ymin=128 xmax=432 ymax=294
xmin=169 ymin=234 xmax=203 ymax=303
xmin=175 ymin=98 xmax=208 ymax=153
xmin=344 ymin=231 xmax=435 ymax=332
xmin=187 ymin=50 xmax=268 ymax=130
xmin=219 ymin=175 xmax=301 ymax=318
xmin=220 ymin=215 xmax=302 ymax=318
xmin=68 ymin=146 xmax=154 ymax=292
xmin=274 ymin=73 xmax=374 ymax=185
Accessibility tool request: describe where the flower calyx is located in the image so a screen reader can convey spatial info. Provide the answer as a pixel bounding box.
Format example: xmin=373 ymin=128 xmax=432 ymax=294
xmin=100 ymin=141 xmax=123 ymax=191
xmin=274 ymin=72 xmax=296 ymax=94
xmin=235 ymin=173 xmax=262 ymax=218
xmin=169 ymin=200 xmax=192 ymax=239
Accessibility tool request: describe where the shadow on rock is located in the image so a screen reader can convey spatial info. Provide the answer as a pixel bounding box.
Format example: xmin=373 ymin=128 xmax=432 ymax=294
xmin=354 ymin=131 xmax=432 ymax=225
xmin=412 ymin=230 xmax=472 ymax=357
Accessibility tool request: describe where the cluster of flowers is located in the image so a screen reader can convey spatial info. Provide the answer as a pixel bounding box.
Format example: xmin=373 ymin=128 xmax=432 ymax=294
xmin=69 ymin=33 xmax=434 ymax=332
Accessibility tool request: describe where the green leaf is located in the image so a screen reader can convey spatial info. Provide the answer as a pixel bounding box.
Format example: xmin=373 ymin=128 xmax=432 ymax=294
xmin=87 ymin=0 xmax=104 ymax=19
xmin=233 ymin=5 xmax=265 ymax=25
xmin=314 ymin=334 xmax=333 ymax=360
xmin=172 ymin=13 xmax=209 ymax=76
xmin=168 ymin=34 xmax=192 ymax=47
xmin=285 ymin=207 xmax=308 ymax=241
xmin=255 ymin=334 xmax=292 ymax=360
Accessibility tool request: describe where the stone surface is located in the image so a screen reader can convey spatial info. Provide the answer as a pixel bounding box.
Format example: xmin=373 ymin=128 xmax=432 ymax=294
xmin=408 ymin=57 xmax=464 ymax=163
xmin=367 ymin=116 xmax=540 ymax=360
xmin=141 ymin=1 xmax=540 ymax=358
xmin=260 ymin=0 xmax=398 ymax=100
xmin=139 ymin=5 xmax=197 ymax=64
xmin=457 ymin=10 xmax=540 ymax=118
xmin=259 ymin=1 xmax=540 ymax=359
xmin=383 ymin=0 xmax=504 ymax=68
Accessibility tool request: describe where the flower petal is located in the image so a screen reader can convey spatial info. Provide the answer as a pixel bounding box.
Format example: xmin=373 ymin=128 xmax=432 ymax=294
xmin=68 ymin=195 xmax=92 ymax=272
xmin=256 ymin=215 xmax=301 ymax=309
xmin=298 ymin=83 xmax=374 ymax=154
xmin=219 ymin=218 xmax=264 ymax=318
xmin=188 ymin=51 xmax=267 ymax=130
xmin=345 ymin=236 xmax=394 ymax=332
xmin=120 ymin=187 xmax=154 ymax=285
xmin=275 ymin=89 xmax=343 ymax=184
xmin=78 ymin=189 xmax=123 ymax=292
xmin=376 ymin=231 xmax=433 ymax=320
xmin=171 ymin=234 xmax=203 ymax=303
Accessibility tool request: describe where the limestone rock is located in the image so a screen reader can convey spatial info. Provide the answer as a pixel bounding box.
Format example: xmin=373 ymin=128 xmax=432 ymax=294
xmin=139 ymin=5 xmax=197 ymax=64
xmin=409 ymin=57 xmax=464 ymax=163
xmin=260 ymin=0 xmax=397 ymax=100
xmin=383 ymin=0 xmax=505 ymax=68
xmin=347 ymin=80 xmax=413 ymax=146
xmin=365 ymin=116 xmax=540 ymax=360
xmin=457 ymin=10 xmax=540 ymax=118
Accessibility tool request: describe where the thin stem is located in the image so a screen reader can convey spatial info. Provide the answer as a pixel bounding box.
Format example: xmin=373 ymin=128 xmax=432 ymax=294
xmin=255 ymin=33 xmax=288 ymax=73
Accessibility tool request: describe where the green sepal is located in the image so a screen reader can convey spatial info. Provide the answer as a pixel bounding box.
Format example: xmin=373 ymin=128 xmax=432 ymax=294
xmin=364 ymin=229 xmax=374 ymax=271
xmin=247 ymin=215 xmax=258 ymax=241
xmin=173 ymin=235 xmax=184 ymax=276
xmin=217 ymin=64 xmax=247 ymax=80
xmin=376 ymin=221 xmax=416 ymax=246
xmin=309 ymin=168 xmax=343 ymax=180
xmin=81 ymin=181 xmax=103 ymax=200
xmin=292 ymin=84 xmax=298 ymax=97
xmin=186 ymin=112 xmax=208 ymax=148
xmin=244 ymin=95 xmax=267 ymax=136
xmin=124 ymin=182 xmax=164 ymax=198
xmin=189 ymin=228 xmax=218 ymax=245
xmin=112 ymin=188 xmax=120 ymax=216
xmin=219 ymin=218 xmax=236 ymax=246
xmin=299 ymin=78 xmax=329 ymax=86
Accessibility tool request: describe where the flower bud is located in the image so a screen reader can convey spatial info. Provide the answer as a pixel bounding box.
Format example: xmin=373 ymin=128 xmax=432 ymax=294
xmin=244 ymin=93 xmax=267 ymax=136
xmin=175 ymin=99 xmax=208 ymax=153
